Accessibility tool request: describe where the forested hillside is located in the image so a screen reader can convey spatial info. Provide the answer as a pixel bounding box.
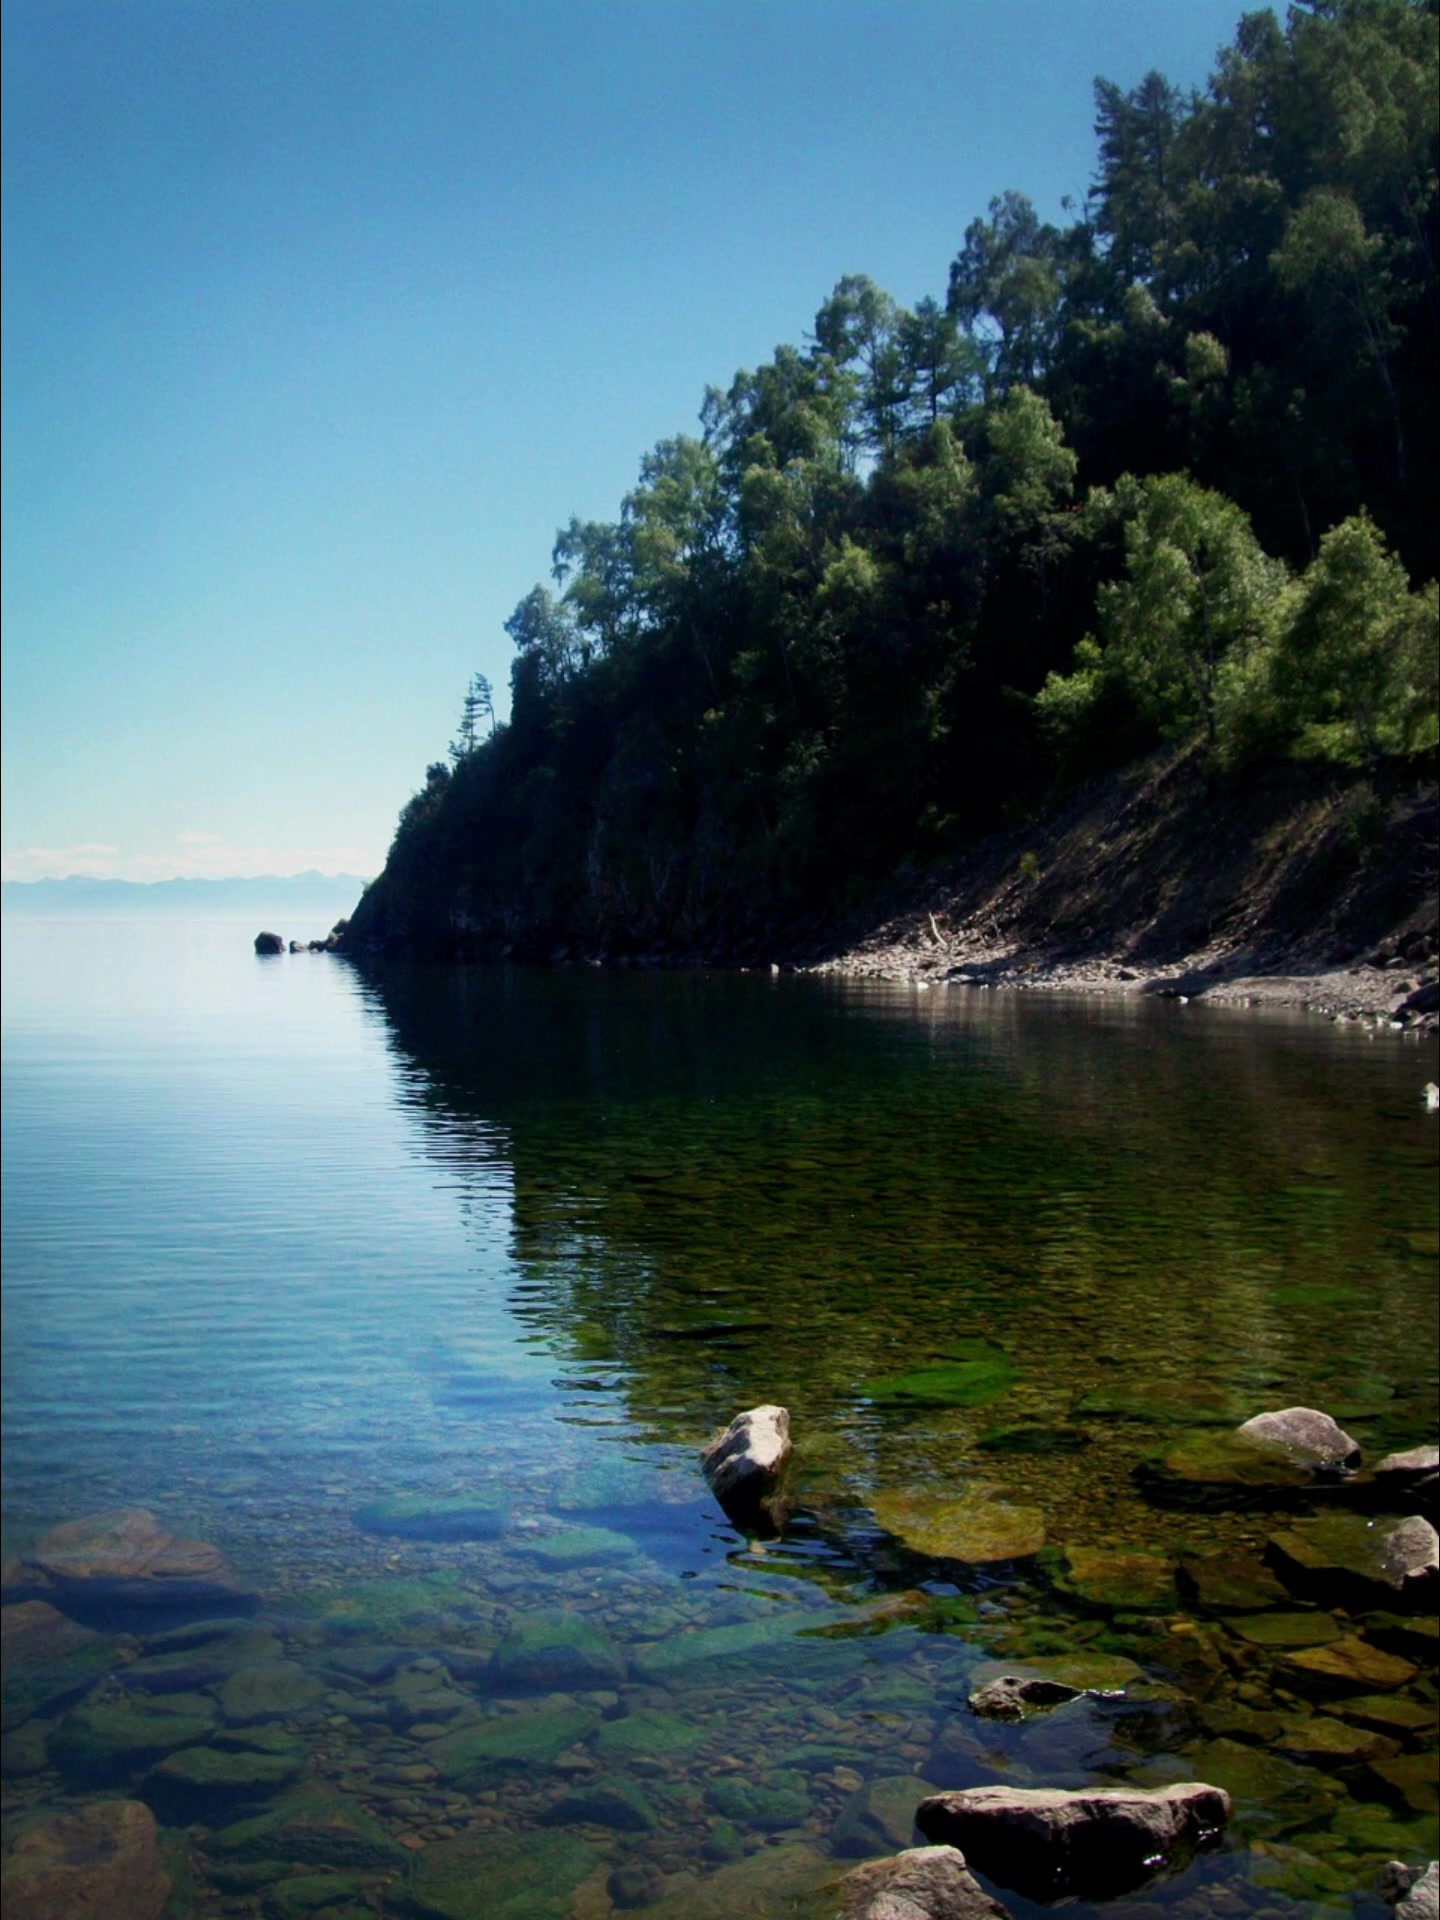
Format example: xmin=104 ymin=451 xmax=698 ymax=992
xmin=347 ymin=0 xmax=1438 ymax=963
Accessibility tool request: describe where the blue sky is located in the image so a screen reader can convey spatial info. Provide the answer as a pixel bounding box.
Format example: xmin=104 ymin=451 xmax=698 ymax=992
xmin=3 ymin=0 xmax=1247 ymax=882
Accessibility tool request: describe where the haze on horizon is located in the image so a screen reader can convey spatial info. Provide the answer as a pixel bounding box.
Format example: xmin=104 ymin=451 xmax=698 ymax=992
xmin=3 ymin=0 xmax=1245 ymax=885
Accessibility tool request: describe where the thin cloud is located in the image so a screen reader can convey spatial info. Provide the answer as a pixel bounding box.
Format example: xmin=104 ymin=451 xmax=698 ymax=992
xmin=176 ymin=830 xmax=223 ymax=846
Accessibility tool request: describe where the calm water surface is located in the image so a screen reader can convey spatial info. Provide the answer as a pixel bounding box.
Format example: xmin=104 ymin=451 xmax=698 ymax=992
xmin=2 ymin=921 xmax=1436 ymax=1918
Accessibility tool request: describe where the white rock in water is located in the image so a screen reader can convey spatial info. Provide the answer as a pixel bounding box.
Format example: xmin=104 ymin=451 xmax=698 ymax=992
xmin=702 ymin=1405 xmax=792 ymax=1508
xmin=1236 ymin=1407 xmax=1361 ymax=1473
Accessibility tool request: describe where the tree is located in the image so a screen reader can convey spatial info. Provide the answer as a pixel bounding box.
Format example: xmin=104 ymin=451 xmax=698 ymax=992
xmin=1088 ymin=473 xmax=1288 ymax=753
xmin=947 ymin=192 xmax=1064 ymax=396
xmin=450 ymin=673 xmax=494 ymax=762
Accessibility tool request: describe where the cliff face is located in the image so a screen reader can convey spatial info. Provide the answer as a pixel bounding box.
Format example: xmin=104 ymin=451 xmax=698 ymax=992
xmin=342 ymin=748 xmax=1437 ymax=977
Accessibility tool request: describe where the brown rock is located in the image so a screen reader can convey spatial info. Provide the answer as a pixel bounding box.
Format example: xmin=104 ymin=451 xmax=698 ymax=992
xmin=1 ymin=1800 xmax=171 ymax=1920
xmin=1285 ymin=1635 xmax=1418 ymax=1689
xmin=915 ymin=1782 xmax=1231 ymax=1900
xmin=967 ymin=1675 xmax=1087 ymax=1720
xmin=24 ymin=1509 xmax=245 ymax=1606
xmin=836 ymin=1845 xmax=1012 ymax=1919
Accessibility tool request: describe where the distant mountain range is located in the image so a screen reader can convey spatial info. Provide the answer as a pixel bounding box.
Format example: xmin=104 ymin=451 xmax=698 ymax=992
xmin=1 ymin=872 xmax=369 ymax=920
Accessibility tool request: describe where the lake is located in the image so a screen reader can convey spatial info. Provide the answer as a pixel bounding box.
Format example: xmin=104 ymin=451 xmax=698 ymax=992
xmin=2 ymin=919 xmax=1436 ymax=1919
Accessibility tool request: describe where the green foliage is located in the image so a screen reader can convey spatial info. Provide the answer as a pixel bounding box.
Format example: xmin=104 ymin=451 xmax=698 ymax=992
xmin=353 ymin=0 xmax=1439 ymax=959
xmin=1271 ymin=514 xmax=1439 ymax=760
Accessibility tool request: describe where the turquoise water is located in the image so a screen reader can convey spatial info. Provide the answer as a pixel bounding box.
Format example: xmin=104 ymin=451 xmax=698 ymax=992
xmin=2 ymin=921 xmax=1436 ymax=1918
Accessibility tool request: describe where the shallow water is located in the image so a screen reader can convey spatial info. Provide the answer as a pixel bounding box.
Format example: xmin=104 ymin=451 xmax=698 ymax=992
xmin=2 ymin=922 xmax=1436 ymax=1918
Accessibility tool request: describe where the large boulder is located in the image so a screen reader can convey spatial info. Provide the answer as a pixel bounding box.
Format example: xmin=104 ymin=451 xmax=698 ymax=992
xmin=835 ymin=1846 xmax=1012 ymax=1920
xmin=1 ymin=1800 xmax=171 ymax=1920
xmin=1380 ymin=1861 xmax=1438 ymax=1920
xmin=19 ymin=1508 xmax=248 ymax=1611
xmin=1268 ymin=1511 xmax=1438 ymax=1608
xmin=915 ymin=1782 xmax=1231 ymax=1900
xmin=253 ymin=931 xmax=285 ymax=955
xmin=1236 ymin=1407 xmax=1361 ymax=1474
xmin=702 ymin=1405 xmax=792 ymax=1517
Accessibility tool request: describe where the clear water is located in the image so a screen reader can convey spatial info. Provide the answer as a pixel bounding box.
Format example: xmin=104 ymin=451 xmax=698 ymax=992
xmin=2 ymin=921 xmax=1436 ymax=1918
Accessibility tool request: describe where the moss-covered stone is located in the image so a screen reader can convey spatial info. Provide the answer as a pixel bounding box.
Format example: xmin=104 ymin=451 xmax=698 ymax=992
xmin=288 ymin=1575 xmax=474 ymax=1636
xmin=147 ymin=1742 xmax=306 ymax=1796
xmin=427 ymin=1706 xmax=597 ymax=1787
xmin=212 ymin=1786 xmax=407 ymax=1871
xmin=1074 ymin=1380 xmax=1251 ymax=1425
xmin=394 ymin=1829 xmax=598 ymax=1920
xmin=831 ymin=1774 xmax=934 ymax=1856
xmin=538 ymin=1776 xmax=657 ymax=1830
xmin=1054 ymin=1546 xmax=1175 ymax=1610
xmin=1178 ymin=1554 xmax=1291 ymax=1612
xmin=594 ymin=1709 xmax=707 ymax=1764
xmin=863 ymin=1349 xmax=1015 ymax=1411
xmin=707 ymin=1768 xmax=811 ymax=1830
xmin=219 ymin=1660 xmax=326 ymax=1724
xmin=49 ymin=1698 xmax=217 ymax=1780
xmin=872 ymin=1489 xmax=1044 ymax=1563
xmin=489 ymin=1614 xmax=624 ymax=1692
xmin=1285 ymin=1635 xmax=1418 ymax=1689
xmin=1226 ymin=1610 xmax=1344 ymax=1648
xmin=263 ymin=1872 xmax=373 ymax=1918
xmin=352 ymin=1496 xmax=506 ymax=1543
xmin=513 ymin=1525 xmax=638 ymax=1567
xmin=1 ymin=1601 xmax=127 ymax=1727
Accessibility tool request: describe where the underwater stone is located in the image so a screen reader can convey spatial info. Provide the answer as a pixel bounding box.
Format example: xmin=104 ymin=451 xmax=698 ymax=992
xmin=0 ymin=1600 xmax=125 ymax=1726
xmin=352 ymin=1495 xmax=506 ymax=1542
xmin=1 ymin=1800 xmax=172 ymax=1920
xmin=831 ymin=1775 xmax=941 ymax=1857
xmin=21 ymin=1507 xmax=249 ymax=1608
xmin=219 ymin=1659 xmax=326 ymax=1723
xmin=708 ymin=1767 xmax=812 ymax=1830
xmin=1284 ymin=1635 xmax=1418 ymax=1689
xmin=397 ymin=1827 xmax=598 ymax=1920
xmin=147 ymin=1740 xmax=306 ymax=1798
xmin=701 ymin=1404 xmax=792 ymax=1514
xmin=427 ymin=1705 xmax=597 ymax=1787
xmin=916 ymin=1782 xmax=1231 ymax=1901
xmin=48 ymin=1696 xmax=217 ymax=1780
xmin=835 ymin=1844 xmax=1013 ymax=1919
xmin=213 ymin=1785 xmax=407 ymax=1870
xmin=488 ymin=1613 xmax=624 ymax=1692
xmin=537 ymin=1776 xmax=657 ymax=1831
xmin=1054 ymin=1546 xmax=1175 ymax=1611
xmin=1236 ymin=1408 xmax=1361 ymax=1474
xmin=872 ymin=1489 xmax=1045 ymax=1563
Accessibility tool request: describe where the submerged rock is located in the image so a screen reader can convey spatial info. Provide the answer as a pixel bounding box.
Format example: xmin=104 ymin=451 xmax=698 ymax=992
xmin=1054 ymin=1545 xmax=1175 ymax=1611
xmin=915 ymin=1781 xmax=1231 ymax=1900
xmin=701 ymin=1404 xmax=792 ymax=1515
xmin=835 ymin=1845 xmax=1013 ymax=1919
xmin=352 ymin=1493 xmax=506 ymax=1542
xmin=0 ymin=1601 xmax=125 ymax=1726
xmin=19 ymin=1508 xmax=248 ymax=1610
xmin=1236 ymin=1408 xmax=1361 ymax=1474
xmin=1 ymin=1800 xmax=171 ymax=1920
xmin=872 ymin=1489 xmax=1045 ymax=1563
xmin=253 ymin=931 xmax=285 ymax=955
xmin=48 ymin=1696 xmax=218 ymax=1780
xmin=1268 ymin=1511 xmax=1438 ymax=1606
xmin=488 ymin=1612 xmax=624 ymax=1692
xmin=212 ymin=1784 xmax=406 ymax=1871
xmin=400 ymin=1828 xmax=599 ymax=1920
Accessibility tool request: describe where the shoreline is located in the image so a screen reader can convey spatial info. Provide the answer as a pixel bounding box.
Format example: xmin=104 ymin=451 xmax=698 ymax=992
xmin=807 ymin=929 xmax=1440 ymax=1032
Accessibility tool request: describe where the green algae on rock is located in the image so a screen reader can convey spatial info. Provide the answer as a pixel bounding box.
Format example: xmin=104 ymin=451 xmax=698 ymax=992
xmin=0 ymin=1600 xmax=125 ymax=1726
xmin=1055 ymin=1546 xmax=1175 ymax=1611
xmin=352 ymin=1495 xmax=507 ymax=1542
xmin=872 ymin=1488 xmax=1046 ymax=1563
xmin=594 ymin=1708 xmax=707 ymax=1763
xmin=488 ymin=1613 xmax=625 ymax=1691
xmin=48 ymin=1697 xmax=218 ymax=1780
xmin=394 ymin=1829 xmax=598 ymax=1920
xmin=862 ymin=1349 xmax=1016 ymax=1412
xmin=427 ymin=1705 xmax=598 ymax=1786
xmin=213 ymin=1785 xmax=407 ymax=1871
